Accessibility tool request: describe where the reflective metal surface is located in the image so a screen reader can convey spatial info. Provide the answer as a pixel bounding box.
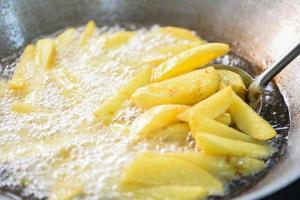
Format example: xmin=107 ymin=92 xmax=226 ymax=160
xmin=0 ymin=0 xmax=299 ymax=199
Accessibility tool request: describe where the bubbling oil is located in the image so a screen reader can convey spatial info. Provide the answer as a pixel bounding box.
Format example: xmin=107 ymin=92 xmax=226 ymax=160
xmin=0 ymin=25 xmax=290 ymax=200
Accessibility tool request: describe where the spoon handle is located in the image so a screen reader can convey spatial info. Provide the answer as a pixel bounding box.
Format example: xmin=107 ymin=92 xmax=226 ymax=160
xmin=257 ymin=41 xmax=300 ymax=87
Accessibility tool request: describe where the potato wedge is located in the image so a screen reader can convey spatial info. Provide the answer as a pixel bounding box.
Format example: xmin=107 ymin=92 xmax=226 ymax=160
xmin=94 ymin=67 xmax=152 ymax=124
xmin=124 ymin=185 xmax=208 ymax=200
xmin=216 ymin=113 xmax=232 ymax=126
xmin=177 ymin=86 xmax=233 ymax=122
xmin=121 ymin=153 xmax=224 ymax=195
xmin=36 ymin=38 xmax=56 ymax=69
xmin=218 ymin=69 xmax=246 ymax=97
xmin=9 ymin=45 xmax=36 ymax=91
xmin=195 ymin=133 xmax=273 ymax=159
xmin=228 ymin=157 xmax=266 ymax=176
xmin=228 ymin=93 xmax=276 ymax=140
xmin=130 ymin=104 xmax=189 ymax=138
xmin=158 ymin=26 xmax=203 ymax=41
xmin=152 ymin=43 xmax=229 ymax=82
xmin=11 ymin=102 xmax=38 ymax=113
xmin=80 ymin=20 xmax=96 ymax=46
xmin=103 ymin=31 xmax=134 ymax=50
xmin=154 ymin=123 xmax=190 ymax=143
xmin=56 ymin=28 xmax=76 ymax=48
xmin=165 ymin=152 xmax=235 ymax=180
xmin=132 ymin=67 xmax=219 ymax=109
xmin=189 ymin=114 xmax=254 ymax=142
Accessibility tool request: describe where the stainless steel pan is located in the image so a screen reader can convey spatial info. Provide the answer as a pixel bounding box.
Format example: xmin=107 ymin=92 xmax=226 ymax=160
xmin=0 ymin=0 xmax=299 ymax=199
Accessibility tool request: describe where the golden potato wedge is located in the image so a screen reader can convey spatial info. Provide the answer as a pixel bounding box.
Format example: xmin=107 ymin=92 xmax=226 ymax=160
xmin=228 ymin=157 xmax=266 ymax=176
xmin=218 ymin=69 xmax=246 ymax=97
xmin=228 ymin=93 xmax=276 ymax=140
xmin=121 ymin=153 xmax=224 ymax=195
xmin=11 ymin=102 xmax=38 ymax=113
xmin=124 ymin=185 xmax=208 ymax=200
xmin=130 ymin=104 xmax=188 ymax=138
xmin=177 ymin=86 xmax=233 ymax=122
xmin=80 ymin=20 xmax=96 ymax=46
xmin=195 ymin=133 xmax=273 ymax=159
xmin=94 ymin=67 xmax=152 ymax=124
xmin=36 ymin=38 xmax=56 ymax=69
xmin=9 ymin=45 xmax=36 ymax=91
xmin=165 ymin=152 xmax=235 ymax=180
xmin=216 ymin=113 xmax=232 ymax=126
xmin=158 ymin=26 xmax=203 ymax=41
xmin=132 ymin=67 xmax=219 ymax=109
xmin=103 ymin=31 xmax=135 ymax=50
xmin=190 ymin=114 xmax=254 ymax=142
xmin=152 ymin=43 xmax=229 ymax=82
xmin=154 ymin=123 xmax=190 ymax=143
xmin=56 ymin=28 xmax=76 ymax=48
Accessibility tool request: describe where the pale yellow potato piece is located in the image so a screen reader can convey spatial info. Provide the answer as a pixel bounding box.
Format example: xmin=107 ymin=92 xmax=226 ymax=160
xmin=11 ymin=102 xmax=38 ymax=113
xmin=130 ymin=104 xmax=189 ymax=138
xmin=152 ymin=43 xmax=229 ymax=82
xmin=218 ymin=69 xmax=246 ymax=97
xmin=132 ymin=67 xmax=219 ymax=109
xmin=228 ymin=93 xmax=276 ymax=140
xmin=94 ymin=67 xmax=152 ymax=125
xmin=158 ymin=26 xmax=203 ymax=41
xmin=80 ymin=20 xmax=96 ymax=46
xmin=195 ymin=133 xmax=273 ymax=159
xmin=9 ymin=45 xmax=36 ymax=91
xmin=56 ymin=28 xmax=76 ymax=48
xmin=215 ymin=113 xmax=232 ymax=126
xmin=103 ymin=31 xmax=135 ymax=50
xmin=36 ymin=38 xmax=56 ymax=69
xmin=154 ymin=123 xmax=190 ymax=143
xmin=177 ymin=86 xmax=233 ymax=122
xmin=165 ymin=152 xmax=235 ymax=180
xmin=121 ymin=153 xmax=224 ymax=195
xmin=228 ymin=157 xmax=266 ymax=176
xmin=190 ymin=113 xmax=254 ymax=142
xmin=124 ymin=185 xmax=208 ymax=200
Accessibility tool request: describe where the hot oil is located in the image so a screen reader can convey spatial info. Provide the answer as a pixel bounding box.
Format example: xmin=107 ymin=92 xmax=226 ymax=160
xmin=0 ymin=25 xmax=290 ymax=200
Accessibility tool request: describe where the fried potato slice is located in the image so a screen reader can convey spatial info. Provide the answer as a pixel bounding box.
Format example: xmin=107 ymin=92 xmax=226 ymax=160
xmin=103 ymin=31 xmax=135 ymax=50
xmin=189 ymin=114 xmax=254 ymax=142
xmin=121 ymin=153 xmax=224 ymax=195
xmin=177 ymin=86 xmax=233 ymax=122
xmin=154 ymin=122 xmax=190 ymax=143
xmin=195 ymin=133 xmax=273 ymax=159
xmin=158 ymin=26 xmax=203 ymax=41
xmin=228 ymin=157 xmax=266 ymax=176
xmin=217 ymin=69 xmax=246 ymax=97
xmin=130 ymin=104 xmax=188 ymax=138
xmin=80 ymin=20 xmax=96 ymax=46
xmin=36 ymin=38 xmax=56 ymax=69
xmin=228 ymin=93 xmax=276 ymax=140
xmin=94 ymin=67 xmax=152 ymax=124
xmin=152 ymin=43 xmax=229 ymax=82
xmin=132 ymin=67 xmax=219 ymax=109
xmin=124 ymin=185 xmax=208 ymax=200
xmin=215 ymin=113 xmax=232 ymax=126
xmin=11 ymin=102 xmax=38 ymax=113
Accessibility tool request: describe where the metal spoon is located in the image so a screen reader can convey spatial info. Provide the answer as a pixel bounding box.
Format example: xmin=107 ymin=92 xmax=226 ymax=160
xmin=214 ymin=41 xmax=300 ymax=112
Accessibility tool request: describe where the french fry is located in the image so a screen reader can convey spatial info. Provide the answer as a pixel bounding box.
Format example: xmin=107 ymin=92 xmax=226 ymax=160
xmin=152 ymin=43 xmax=229 ymax=82
xmin=36 ymin=38 xmax=56 ymax=69
xmin=228 ymin=93 xmax=276 ymax=140
xmin=130 ymin=105 xmax=189 ymax=138
xmin=195 ymin=133 xmax=273 ymax=159
xmin=11 ymin=102 xmax=38 ymax=113
xmin=153 ymin=122 xmax=190 ymax=143
xmin=158 ymin=26 xmax=203 ymax=42
xmin=56 ymin=28 xmax=76 ymax=48
xmin=218 ymin=69 xmax=246 ymax=97
xmin=177 ymin=86 xmax=233 ymax=122
xmin=94 ymin=67 xmax=152 ymax=125
xmin=80 ymin=20 xmax=96 ymax=46
xmin=189 ymin=114 xmax=254 ymax=142
xmin=121 ymin=153 xmax=224 ymax=195
xmin=132 ymin=67 xmax=219 ymax=109
xmin=103 ymin=31 xmax=135 ymax=50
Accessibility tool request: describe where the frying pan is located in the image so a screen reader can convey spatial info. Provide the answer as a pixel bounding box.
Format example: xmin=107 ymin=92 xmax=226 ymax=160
xmin=0 ymin=0 xmax=299 ymax=199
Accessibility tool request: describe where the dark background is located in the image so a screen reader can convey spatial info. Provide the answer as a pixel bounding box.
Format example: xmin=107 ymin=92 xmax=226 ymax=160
xmin=263 ymin=179 xmax=300 ymax=200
